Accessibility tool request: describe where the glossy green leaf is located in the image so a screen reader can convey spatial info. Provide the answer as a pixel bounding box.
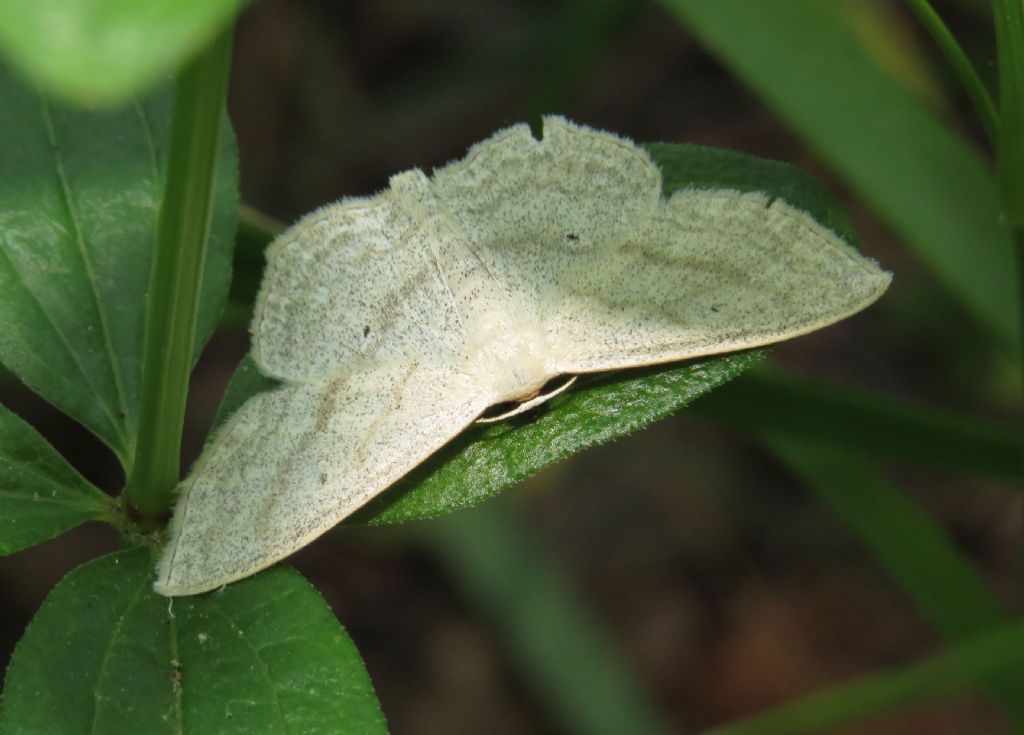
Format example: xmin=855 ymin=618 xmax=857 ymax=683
xmin=357 ymin=352 xmax=764 ymax=524
xmin=0 ymin=64 xmax=238 ymax=469
xmin=214 ymin=351 xmax=762 ymax=527
xmin=0 ymin=547 xmax=386 ymax=735
xmin=664 ymin=0 xmax=1020 ymax=350
xmin=0 ymin=0 xmax=244 ymax=106
xmin=0 ymin=400 xmax=114 ymax=555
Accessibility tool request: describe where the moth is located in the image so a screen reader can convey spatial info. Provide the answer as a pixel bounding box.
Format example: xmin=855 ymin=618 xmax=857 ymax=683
xmin=155 ymin=117 xmax=890 ymax=595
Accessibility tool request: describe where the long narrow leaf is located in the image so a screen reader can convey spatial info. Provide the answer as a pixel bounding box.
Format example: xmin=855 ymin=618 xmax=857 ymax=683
xmin=426 ymin=506 xmax=675 ymax=735
xmin=766 ymin=437 xmax=1023 ymax=719
xmin=693 ymin=368 xmax=1020 ymax=479
xmin=902 ymin=0 xmax=999 ymax=143
xmin=768 ymin=438 xmax=1004 ymax=636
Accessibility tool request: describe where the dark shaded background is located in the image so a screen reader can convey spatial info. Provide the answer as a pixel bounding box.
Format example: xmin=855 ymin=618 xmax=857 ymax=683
xmin=1 ymin=1 xmax=1019 ymax=733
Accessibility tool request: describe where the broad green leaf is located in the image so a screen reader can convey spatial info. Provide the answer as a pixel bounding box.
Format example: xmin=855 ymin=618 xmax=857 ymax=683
xmin=0 ymin=0 xmax=244 ymax=107
xmin=210 ymin=142 xmax=868 ymax=525
xmin=664 ymin=0 xmax=1020 ymax=351
xmin=0 ymin=547 xmax=387 ymax=735
xmin=0 ymin=64 xmax=238 ymax=469
xmin=426 ymin=505 xmax=675 ymax=735
xmin=706 ymin=618 xmax=1024 ymax=735
xmin=0 ymin=400 xmax=113 ymax=555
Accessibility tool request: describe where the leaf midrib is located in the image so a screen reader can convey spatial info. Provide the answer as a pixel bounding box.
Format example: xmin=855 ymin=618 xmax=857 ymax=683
xmin=87 ymin=571 xmax=151 ymax=735
xmin=206 ymin=597 xmax=288 ymax=730
xmin=37 ymin=94 xmax=133 ymax=459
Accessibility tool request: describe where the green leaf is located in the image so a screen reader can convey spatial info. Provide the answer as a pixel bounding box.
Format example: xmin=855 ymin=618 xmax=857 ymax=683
xmin=767 ymin=438 xmax=1006 ymax=637
xmin=643 ymin=141 xmax=858 ymax=245
xmin=360 ymin=352 xmax=764 ymax=524
xmin=0 ymin=64 xmax=238 ymax=469
xmin=901 ymin=0 xmax=999 ymax=144
xmin=0 ymin=0 xmax=244 ymax=107
xmin=0 ymin=547 xmax=387 ymax=735
xmin=214 ymin=351 xmax=762 ymax=526
xmin=664 ymin=0 xmax=1020 ymax=351
xmin=0 ymin=400 xmax=113 ymax=555
xmin=705 ymin=618 xmax=1024 ymax=735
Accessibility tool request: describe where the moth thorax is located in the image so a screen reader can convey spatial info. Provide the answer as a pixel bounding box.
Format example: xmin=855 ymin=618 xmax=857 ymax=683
xmin=464 ymin=309 xmax=553 ymax=402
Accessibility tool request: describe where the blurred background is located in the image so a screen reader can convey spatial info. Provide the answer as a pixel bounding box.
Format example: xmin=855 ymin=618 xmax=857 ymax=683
xmin=1 ymin=0 xmax=1019 ymax=732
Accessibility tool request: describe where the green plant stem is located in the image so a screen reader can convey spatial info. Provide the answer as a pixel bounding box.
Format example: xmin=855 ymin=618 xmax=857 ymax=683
xmin=901 ymin=0 xmax=999 ymax=144
xmin=238 ymin=203 xmax=285 ymax=242
xmin=126 ymin=28 xmax=234 ymax=518
xmin=701 ymin=619 xmax=1024 ymax=735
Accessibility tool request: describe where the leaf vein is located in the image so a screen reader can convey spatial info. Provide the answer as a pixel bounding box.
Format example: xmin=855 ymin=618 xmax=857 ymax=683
xmin=167 ymin=600 xmax=184 ymax=735
xmin=38 ymin=95 xmax=134 ymax=458
xmin=0 ymin=245 xmax=126 ymax=453
xmin=0 ymin=448 xmax=104 ymax=501
xmin=87 ymin=571 xmax=151 ymax=735
xmin=207 ymin=599 xmax=287 ymax=730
